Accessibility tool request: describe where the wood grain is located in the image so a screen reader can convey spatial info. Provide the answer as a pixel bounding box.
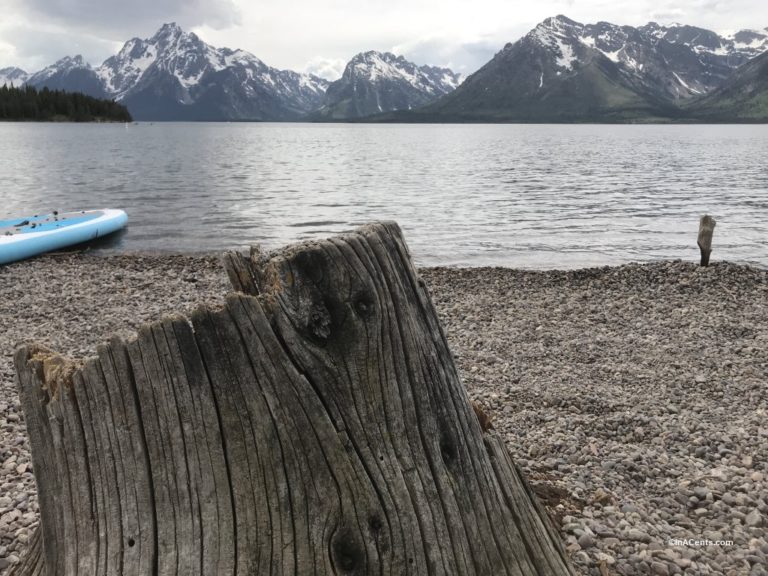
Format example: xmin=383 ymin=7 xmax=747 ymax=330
xmin=698 ymin=215 xmax=716 ymax=266
xmin=14 ymin=222 xmax=573 ymax=575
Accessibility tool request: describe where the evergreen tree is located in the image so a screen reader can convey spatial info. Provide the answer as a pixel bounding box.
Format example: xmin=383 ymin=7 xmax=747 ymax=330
xmin=0 ymin=84 xmax=132 ymax=122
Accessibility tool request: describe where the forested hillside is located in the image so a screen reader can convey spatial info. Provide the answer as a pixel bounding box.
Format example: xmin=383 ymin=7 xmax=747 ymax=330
xmin=0 ymin=85 xmax=132 ymax=122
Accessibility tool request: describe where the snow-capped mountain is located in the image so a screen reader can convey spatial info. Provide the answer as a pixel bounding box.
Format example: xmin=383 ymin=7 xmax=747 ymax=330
xmin=689 ymin=49 xmax=768 ymax=121
xmin=25 ymin=55 xmax=107 ymax=97
xmin=0 ymin=67 xmax=30 ymax=87
xmin=425 ymin=15 xmax=768 ymax=122
xmin=314 ymin=51 xmax=462 ymax=119
xmin=9 ymin=18 xmax=766 ymax=122
xmin=20 ymin=23 xmax=329 ymax=120
xmin=98 ymin=23 xmax=330 ymax=120
xmin=6 ymin=29 xmax=461 ymax=120
xmin=522 ymin=16 xmax=768 ymax=100
xmin=644 ymin=23 xmax=768 ymax=61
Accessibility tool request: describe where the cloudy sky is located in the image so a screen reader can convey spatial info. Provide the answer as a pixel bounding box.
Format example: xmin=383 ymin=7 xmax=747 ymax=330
xmin=1 ymin=0 xmax=766 ymax=78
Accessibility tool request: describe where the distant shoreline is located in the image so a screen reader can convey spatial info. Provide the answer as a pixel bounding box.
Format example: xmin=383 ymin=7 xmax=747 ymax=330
xmin=0 ymin=118 xmax=130 ymax=123
xmin=11 ymin=117 xmax=761 ymax=124
xmin=6 ymin=116 xmax=768 ymax=126
xmin=0 ymin=85 xmax=132 ymax=123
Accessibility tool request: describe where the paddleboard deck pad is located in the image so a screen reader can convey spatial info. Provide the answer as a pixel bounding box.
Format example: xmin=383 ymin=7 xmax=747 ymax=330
xmin=0 ymin=209 xmax=128 ymax=265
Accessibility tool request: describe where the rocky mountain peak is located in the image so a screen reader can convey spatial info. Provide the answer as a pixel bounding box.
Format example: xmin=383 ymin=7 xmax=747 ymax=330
xmin=526 ymin=15 xmax=586 ymax=72
xmin=151 ymin=22 xmax=202 ymax=54
xmin=732 ymin=29 xmax=768 ymax=43
xmin=26 ymin=55 xmax=93 ymax=85
xmin=56 ymin=55 xmax=90 ymax=70
xmin=315 ymin=51 xmax=461 ymax=119
xmin=0 ymin=67 xmax=29 ymax=87
xmin=346 ymin=51 xmax=411 ymax=82
xmin=156 ymin=22 xmax=183 ymax=37
xmin=538 ymin=14 xmax=581 ymax=31
xmin=341 ymin=50 xmax=461 ymax=92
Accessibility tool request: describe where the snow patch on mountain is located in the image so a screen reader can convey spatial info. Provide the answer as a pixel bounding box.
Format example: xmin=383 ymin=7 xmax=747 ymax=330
xmin=530 ymin=16 xmax=582 ymax=71
xmin=601 ymin=48 xmax=621 ymax=63
xmin=525 ymin=15 xmax=768 ymax=99
xmin=0 ymin=67 xmax=29 ymax=87
xmin=641 ymin=23 xmax=768 ymax=60
xmin=345 ymin=51 xmax=460 ymax=95
xmin=316 ymin=50 xmax=461 ymax=118
xmin=672 ymin=72 xmax=702 ymax=94
xmin=27 ymin=56 xmax=91 ymax=85
xmin=725 ymin=29 xmax=768 ymax=54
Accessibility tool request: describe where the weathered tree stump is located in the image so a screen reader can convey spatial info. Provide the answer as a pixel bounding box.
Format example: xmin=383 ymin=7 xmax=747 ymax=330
xmin=698 ymin=215 xmax=716 ymax=266
xmin=13 ymin=222 xmax=573 ymax=575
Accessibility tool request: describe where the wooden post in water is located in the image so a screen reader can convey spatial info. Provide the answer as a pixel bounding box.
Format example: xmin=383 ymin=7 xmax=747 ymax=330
xmin=12 ymin=222 xmax=574 ymax=576
xmin=697 ymin=215 xmax=716 ymax=266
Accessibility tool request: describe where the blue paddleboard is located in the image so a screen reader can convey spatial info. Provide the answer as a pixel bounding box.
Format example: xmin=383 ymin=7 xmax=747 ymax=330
xmin=0 ymin=209 xmax=128 ymax=265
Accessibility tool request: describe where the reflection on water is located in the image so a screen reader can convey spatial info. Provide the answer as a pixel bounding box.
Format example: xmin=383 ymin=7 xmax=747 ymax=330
xmin=0 ymin=122 xmax=766 ymax=268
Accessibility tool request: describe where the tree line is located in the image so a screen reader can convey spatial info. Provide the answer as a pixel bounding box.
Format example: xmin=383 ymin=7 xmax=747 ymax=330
xmin=0 ymin=84 xmax=132 ymax=122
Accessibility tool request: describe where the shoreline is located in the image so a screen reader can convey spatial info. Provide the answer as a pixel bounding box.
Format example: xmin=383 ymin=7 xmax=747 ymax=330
xmin=0 ymin=253 xmax=766 ymax=574
xmin=9 ymin=245 xmax=768 ymax=273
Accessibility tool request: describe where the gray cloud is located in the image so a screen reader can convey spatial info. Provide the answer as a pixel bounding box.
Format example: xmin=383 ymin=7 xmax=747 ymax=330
xmin=1 ymin=25 xmax=119 ymax=70
xmin=8 ymin=0 xmax=240 ymax=36
xmin=1 ymin=0 xmax=767 ymax=76
xmin=303 ymin=57 xmax=348 ymax=81
xmin=0 ymin=0 xmax=240 ymax=70
xmin=391 ymin=26 xmax=529 ymax=75
xmin=649 ymin=8 xmax=686 ymax=21
xmin=398 ymin=39 xmax=495 ymax=73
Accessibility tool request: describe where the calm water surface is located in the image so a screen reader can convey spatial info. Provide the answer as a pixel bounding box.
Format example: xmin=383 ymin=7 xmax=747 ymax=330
xmin=0 ymin=122 xmax=766 ymax=268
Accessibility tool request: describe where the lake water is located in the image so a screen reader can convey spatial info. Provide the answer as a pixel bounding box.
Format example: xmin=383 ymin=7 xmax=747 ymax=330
xmin=0 ymin=122 xmax=766 ymax=268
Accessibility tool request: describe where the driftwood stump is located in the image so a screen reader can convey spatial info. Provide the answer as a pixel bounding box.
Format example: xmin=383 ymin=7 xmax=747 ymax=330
xmin=13 ymin=222 xmax=573 ymax=575
xmin=698 ymin=215 xmax=716 ymax=266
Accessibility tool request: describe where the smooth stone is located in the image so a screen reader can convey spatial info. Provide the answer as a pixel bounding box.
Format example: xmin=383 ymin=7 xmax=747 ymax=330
xmin=627 ymin=529 xmax=652 ymax=543
xmin=745 ymin=510 xmax=763 ymax=527
xmin=578 ymin=533 xmax=595 ymax=549
xmin=693 ymin=487 xmax=710 ymax=500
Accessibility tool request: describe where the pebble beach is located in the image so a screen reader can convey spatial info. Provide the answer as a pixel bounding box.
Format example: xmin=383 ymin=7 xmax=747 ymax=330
xmin=0 ymin=253 xmax=766 ymax=575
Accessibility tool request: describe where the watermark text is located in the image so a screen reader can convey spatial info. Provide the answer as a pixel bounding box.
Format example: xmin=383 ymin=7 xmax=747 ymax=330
xmin=668 ymin=538 xmax=733 ymax=547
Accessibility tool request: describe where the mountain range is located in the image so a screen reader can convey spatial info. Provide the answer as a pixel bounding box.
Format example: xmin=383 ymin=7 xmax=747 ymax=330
xmin=414 ymin=16 xmax=768 ymax=122
xmin=0 ymin=23 xmax=458 ymax=121
xmin=1 ymin=24 xmax=330 ymax=121
xmin=2 ymin=17 xmax=767 ymax=122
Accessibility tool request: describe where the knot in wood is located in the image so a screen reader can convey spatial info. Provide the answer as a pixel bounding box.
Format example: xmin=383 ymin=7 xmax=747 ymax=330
xmin=368 ymin=514 xmax=383 ymax=533
xmin=331 ymin=528 xmax=364 ymax=573
xmin=307 ymin=303 xmax=331 ymax=341
xmin=439 ymin=429 xmax=458 ymax=468
xmin=352 ymin=290 xmax=375 ymax=319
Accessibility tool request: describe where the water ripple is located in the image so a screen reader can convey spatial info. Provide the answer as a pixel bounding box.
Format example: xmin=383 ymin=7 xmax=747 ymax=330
xmin=0 ymin=122 xmax=766 ymax=268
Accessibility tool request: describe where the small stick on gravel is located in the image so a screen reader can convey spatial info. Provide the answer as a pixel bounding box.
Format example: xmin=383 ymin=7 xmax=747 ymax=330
xmin=698 ymin=215 xmax=716 ymax=266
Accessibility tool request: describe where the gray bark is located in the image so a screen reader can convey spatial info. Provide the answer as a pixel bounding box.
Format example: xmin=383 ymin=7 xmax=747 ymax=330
xmin=698 ymin=215 xmax=716 ymax=266
xmin=13 ymin=222 xmax=573 ymax=575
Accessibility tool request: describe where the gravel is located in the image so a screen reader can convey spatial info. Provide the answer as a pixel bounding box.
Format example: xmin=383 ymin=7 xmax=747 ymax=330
xmin=1 ymin=254 xmax=766 ymax=575
xmin=423 ymin=260 xmax=767 ymax=576
xmin=0 ymin=253 xmax=229 ymax=574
